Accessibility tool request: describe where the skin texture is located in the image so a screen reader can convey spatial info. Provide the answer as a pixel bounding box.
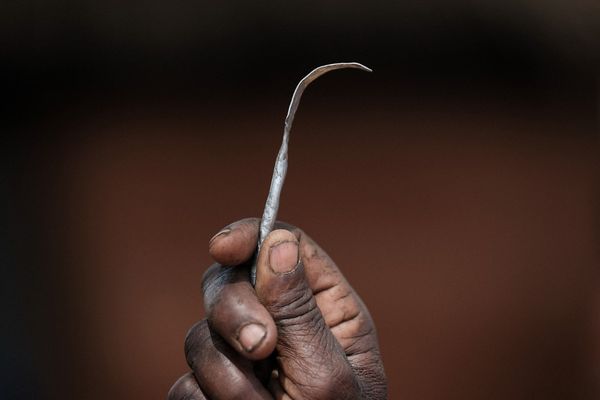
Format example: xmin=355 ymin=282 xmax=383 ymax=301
xmin=168 ymin=218 xmax=387 ymax=400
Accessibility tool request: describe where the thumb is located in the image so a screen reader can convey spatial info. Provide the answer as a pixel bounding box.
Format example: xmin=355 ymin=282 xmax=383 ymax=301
xmin=255 ymin=229 xmax=360 ymax=399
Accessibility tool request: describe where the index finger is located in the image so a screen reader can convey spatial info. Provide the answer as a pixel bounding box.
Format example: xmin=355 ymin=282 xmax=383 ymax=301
xmin=208 ymin=218 xmax=260 ymax=266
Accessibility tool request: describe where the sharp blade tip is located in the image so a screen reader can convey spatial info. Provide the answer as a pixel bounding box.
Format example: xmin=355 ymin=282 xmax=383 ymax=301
xmin=349 ymin=62 xmax=373 ymax=73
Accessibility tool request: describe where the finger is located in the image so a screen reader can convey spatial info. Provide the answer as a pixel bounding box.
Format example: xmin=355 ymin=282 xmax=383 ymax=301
xmin=184 ymin=319 xmax=272 ymax=400
xmin=167 ymin=372 xmax=207 ymax=400
xmin=202 ymin=263 xmax=277 ymax=360
xmin=208 ymin=218 xmax=260 ymax=266
xmin=209 ymin=219 xmax=360 ymax=328
xmin=211 ymin=219 xmax=373 ymax=349
xmin=255 ymin=229 xmax=360 ymax=399
xmin=210 ymin=220 xmax=386 ymax=396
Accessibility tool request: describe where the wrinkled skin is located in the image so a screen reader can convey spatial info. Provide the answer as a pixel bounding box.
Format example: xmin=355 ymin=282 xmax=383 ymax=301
xmin=168 ymin=218 xmax=387 ymax=400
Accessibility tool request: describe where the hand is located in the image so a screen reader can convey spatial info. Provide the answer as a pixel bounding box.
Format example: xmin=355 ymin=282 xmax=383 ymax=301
xmin=168 ymin=218 xmax=387 ymax=399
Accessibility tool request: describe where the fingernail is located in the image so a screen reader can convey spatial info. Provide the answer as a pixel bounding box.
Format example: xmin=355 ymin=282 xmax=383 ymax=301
xmin=238 ymin=323 xmax=266 ymax=352
xmin=269 ymin=240 xmax=299 ymax=273
xmin=208 ymin=228 xmax=231 ymax=248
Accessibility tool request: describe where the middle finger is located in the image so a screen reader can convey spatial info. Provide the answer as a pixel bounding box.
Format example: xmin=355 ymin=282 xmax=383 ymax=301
xmin=202 ymin=263 xmax=278 ymax=360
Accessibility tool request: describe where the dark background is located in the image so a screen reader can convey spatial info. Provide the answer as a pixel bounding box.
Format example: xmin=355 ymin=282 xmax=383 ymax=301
xmin=2 ymin=1 xmax=599 ymax=399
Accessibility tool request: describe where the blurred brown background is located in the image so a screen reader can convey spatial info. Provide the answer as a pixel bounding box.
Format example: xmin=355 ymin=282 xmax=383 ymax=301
xmin=1 ymin=1 xmax=599 ymax=399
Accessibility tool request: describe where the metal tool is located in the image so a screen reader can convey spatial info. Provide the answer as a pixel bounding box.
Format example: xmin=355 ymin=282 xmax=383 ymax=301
xmin=251 ymin=62 xmax=372 ymax=285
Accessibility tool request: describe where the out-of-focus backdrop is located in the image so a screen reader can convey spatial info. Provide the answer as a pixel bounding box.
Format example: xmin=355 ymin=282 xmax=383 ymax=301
xmin=2 ymin=1 xmax=599 ymax=399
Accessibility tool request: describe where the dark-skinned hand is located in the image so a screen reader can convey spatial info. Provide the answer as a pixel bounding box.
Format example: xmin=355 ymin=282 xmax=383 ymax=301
xmin=168 ymin=218 xmax=387 ymax=399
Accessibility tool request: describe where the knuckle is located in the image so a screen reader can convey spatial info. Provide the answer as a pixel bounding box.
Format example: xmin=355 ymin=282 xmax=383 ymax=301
xmin=275 ymin=297 xmax=330 ymax=358
xmin=201 ymin=263 xmax=222 ymax=294
xmin=184 ymin=319 xmax=211 ymax=368
xmin=270 ymin=282 xmax=317 ymax=324
xmin=205 ymin=282 xmax=236 ymax=321
xmin=167 ymin=373 xmax=202 ymax=400
xmin=202 ymin=264 xmax=239 ymax=313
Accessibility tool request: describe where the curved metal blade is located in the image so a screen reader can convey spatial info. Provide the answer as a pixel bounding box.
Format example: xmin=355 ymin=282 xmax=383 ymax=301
xmin=251 ymin=62 xmax=372 ymax=285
